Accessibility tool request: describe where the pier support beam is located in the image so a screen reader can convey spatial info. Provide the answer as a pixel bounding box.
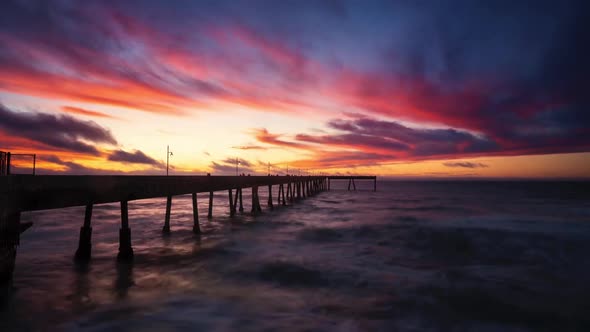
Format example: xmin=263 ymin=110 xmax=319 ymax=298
xmin=239 ymin=188 xmax=244 ymax=212
xmin=208 ymin=191 xmax=213 ymax=219
xmin=228 ymin=189 xmax=235 ymax=217
xmin=117 ymin=200 xmax=133 ymax=261
xmin=192 ymin=193 xmax=200 ymax=234
xmin=163 ymin=196 xmax=172 ymax=233
xmin=74 ymin=204 xmax=93 ymax=261
xmin=268 ymin=185 xmax=274 ymax=209
xmin=251 ymin=186 xmax=262 ymax=214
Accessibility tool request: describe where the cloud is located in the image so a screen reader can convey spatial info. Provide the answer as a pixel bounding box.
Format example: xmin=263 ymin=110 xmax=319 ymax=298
xmin=297 ymin=116 xmax=499 ymax=160
xmin=253 ymin=128 xmax=309 ymax=149
xmin=443 ymin=162 xmax=488 ymax=169
xmin=61 ymin=106 xmax=117 ymax=119
xmin=220 ymin=157 xmax=252 ymax=167
xmin=210 ymin=160 xmax=254 ymax=175
xmin=0 ymin=0 xmax=588 ymax=169
xmin=0 ymin=103 xmax=116 ymax=155
xmin=107 ymin=149 xmax=163 ymax=167
xmin=232 ymin=145 xmax=267 ymax=150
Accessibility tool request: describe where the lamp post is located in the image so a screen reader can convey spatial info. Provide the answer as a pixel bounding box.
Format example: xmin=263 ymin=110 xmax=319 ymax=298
xmin=166 ymin=145 xmax=173 ymax=176
xmin=235 ymin=157 xmax=239 ymax=176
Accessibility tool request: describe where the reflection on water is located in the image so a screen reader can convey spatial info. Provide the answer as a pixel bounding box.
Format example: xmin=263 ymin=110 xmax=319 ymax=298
xmin=1 ymin=181 xmax=590 ymax=331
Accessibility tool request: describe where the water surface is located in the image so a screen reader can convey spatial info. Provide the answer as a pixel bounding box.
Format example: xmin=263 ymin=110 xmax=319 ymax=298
xmin=2 ymin=181 xmax=590 ymax=331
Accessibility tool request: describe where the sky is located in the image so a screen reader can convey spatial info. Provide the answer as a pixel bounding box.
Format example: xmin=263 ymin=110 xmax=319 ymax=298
xmin=0 ymin=0 xmax=588 ymax=178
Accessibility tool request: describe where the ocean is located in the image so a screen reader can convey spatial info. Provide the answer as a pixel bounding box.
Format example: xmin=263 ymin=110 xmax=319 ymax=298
xmin=1 ymin=180 xmax=589 ymax=331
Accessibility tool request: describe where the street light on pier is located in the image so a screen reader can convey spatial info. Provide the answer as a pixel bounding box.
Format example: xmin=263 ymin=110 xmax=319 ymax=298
xmin=166 ymin=145 xmax=173 ymax=176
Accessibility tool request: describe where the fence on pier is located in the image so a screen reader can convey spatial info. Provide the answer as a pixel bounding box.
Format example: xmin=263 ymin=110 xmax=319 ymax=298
xmin=0 ymin=151 xmax=36 ymax=176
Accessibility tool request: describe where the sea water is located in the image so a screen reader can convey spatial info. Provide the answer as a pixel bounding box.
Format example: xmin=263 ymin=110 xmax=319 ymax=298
xmin=1 ymin=181 xmax=589 ymax=331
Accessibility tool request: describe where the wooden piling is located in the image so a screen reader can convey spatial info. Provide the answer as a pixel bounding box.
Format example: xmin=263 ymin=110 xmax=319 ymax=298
xmin=192 ymin=193 xmax=200 ymax=234
xmin=117 ymin=200 xmax=133 ymax=261
xmin=74 ymin=204 xmax=93 ymax=261
xmin=251 ymin=186 xmax=262 ymax=214
xmin=233 ymin=188 xmax=239 ymax=213
xmin=228 ymin=189 xmax=235 ymax=217
xmin=163 ymin=195 xmax=172 ymax=233
xmin=208 ymin=191 xmax=213 ymax=218
xmin=268 ymin=185 xmax=273 ymax=209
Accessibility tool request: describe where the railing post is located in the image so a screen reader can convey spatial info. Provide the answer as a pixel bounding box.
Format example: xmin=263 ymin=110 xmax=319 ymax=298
xmin=6 ymin=152 xmax=10 ymax=175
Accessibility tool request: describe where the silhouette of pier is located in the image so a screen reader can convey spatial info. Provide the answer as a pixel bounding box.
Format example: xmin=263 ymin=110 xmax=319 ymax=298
xmin=327 ymin=175 xmax=377 ymax=191
xmin=1 ymin=174 xmax=376 ymax=282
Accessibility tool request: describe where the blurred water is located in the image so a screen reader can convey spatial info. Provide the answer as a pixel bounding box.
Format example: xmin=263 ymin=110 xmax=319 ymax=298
xmin=1 ymin=181 xmax=590 ymax=331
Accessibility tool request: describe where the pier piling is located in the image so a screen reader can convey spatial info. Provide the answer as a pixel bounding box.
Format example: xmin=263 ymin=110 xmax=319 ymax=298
xmin=117 ymin=200 xmax=133 ymax=261
xmin=208 ymin=192 xmax=213 ymax=219
xmin=192 ymin=193 xmax=200 ymax=234
xmin=228 ymin=189 xmax=235 ymax=217
xmin=268 ymin=185 xmax=273 ymax=209
xmin=163 ymin=195 xmax=172 ymax=233
xmin=74 ymin=204 xmax=93 ymax=261
xmin=239 ymin=188 xmax=244 ymax=212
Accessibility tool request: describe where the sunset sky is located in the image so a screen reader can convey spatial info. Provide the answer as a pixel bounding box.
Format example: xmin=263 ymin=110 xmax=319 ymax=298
xmin=0 ymin=0 xmax=588 ymax=178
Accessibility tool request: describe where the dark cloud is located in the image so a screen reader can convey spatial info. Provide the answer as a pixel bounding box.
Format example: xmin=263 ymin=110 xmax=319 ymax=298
xmin=0 ymin=103 xmax=116 ymax=154
xmin=37 ymin=155 xmax=167 ymax=175
xmin=443 ymin=162 xmax=488 ymax=169
xmin=107 ymin=149 xmax=163 ymax=167
xmin=308 ymin=116 xmax=498 ymax=159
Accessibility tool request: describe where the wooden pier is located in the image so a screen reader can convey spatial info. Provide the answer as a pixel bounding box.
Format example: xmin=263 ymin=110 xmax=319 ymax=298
xmin=0 ymin=174 xmax=375 ymax=282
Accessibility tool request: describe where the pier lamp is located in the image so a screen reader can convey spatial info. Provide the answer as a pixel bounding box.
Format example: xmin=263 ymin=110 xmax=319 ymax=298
xmin=166 ymin=145 xmax=173 ymax=176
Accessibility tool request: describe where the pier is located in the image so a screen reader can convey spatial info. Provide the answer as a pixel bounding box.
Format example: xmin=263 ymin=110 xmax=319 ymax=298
xmin=327 ymin=175 xmax=377 ymax=191
xmin=0 ymin=174 xmax=375 ymax=282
